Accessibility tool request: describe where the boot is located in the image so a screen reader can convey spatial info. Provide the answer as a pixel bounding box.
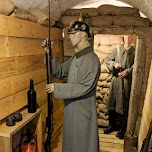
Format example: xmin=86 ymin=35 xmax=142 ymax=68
xmin=116 ymin=114 xmax=127 ymax=139
xmin=116 ymin=127 xmax=126 ymax=139
xmin=104 ymin=110 xmax=115 ymax=134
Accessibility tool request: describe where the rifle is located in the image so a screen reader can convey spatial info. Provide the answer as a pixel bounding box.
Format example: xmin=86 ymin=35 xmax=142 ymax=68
xmin=44 ymin=0 xmax=54 ymax=151
xmin=140 ymin=119 xmax=152 ymax=152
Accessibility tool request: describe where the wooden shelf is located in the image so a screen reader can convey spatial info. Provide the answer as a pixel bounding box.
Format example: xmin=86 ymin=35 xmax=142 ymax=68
xmin=0 ymin=108 xmax=41 ymax=138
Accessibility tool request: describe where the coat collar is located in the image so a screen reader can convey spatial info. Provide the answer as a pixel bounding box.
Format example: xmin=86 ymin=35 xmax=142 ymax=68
xmin=120 ymin=45 xmax=135 ymax=55
xmin=75 ymin=46 xmax=93 ymax=59
xmin=126 ymin=46 xmax=135 ymax=55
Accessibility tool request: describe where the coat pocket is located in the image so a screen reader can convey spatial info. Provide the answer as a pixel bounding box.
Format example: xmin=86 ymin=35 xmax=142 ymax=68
xmin=78 ymin=102 xmax=91 ymax=119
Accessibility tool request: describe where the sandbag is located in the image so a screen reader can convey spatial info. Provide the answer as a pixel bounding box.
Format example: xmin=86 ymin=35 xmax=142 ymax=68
xmin=98 ymin=118 xmax=109 ymax=126
xmin=99 ymin=58 xmax=104 ymax=64
xmin=97 ymin=80 xmax=107 ymax=87
xmin=104 ymin=82 xmax=111 ymax=88
xmin=99 ymin=73 xmax=110 ymax=81
xmin=94 ymin=34 xmax=124 ymax=46
xmin=97 ymin=81 xmax=103 ymax=87
xmin=94 ymin=45 xmax=112 ymax=54
xmin=96 ymin=92 xmax=103 ymax=99
xmin=61 ymin=16 xmax=78 ymax=26
xmin=101 ymin=63 xmax=110 ymax=73
xmin=63 ymin=8 xmax=98 ymax=17
xmin=103 ymin=94 xmax=109 ymax=103
xmin=10 ymin=7 xmax=37 ymax=22
xmin=106 ymin=75 xmax=112 ymax=82
xmin=98 ymin=103 xmax=107 ymax=113
xmin=0 ymin=0 xmax=14 ymax=15
xmin=88 ymin=16 xmax=113 ymax=27
xmin=100 ymin=88 xmax=109 ymax=94
xmin=29 ymin=8 xmax=59 ymax=26
xmin=97 ymin=107 xmax=100 ymax=115
xmin=98 ymin=112 xmax=109 ymax=120
xmin=96 ymin=86 xmax=101 ymax=92
xmin=94 ymin=51 xmax=109 ymax=59
xmin=98 ymin=81 xmax=111 ymax=88
xmin=114 ymin=16 xmax=151 ymax=27
xmin=110 ymin=44 xmax=117 ymax=52
xmin=100 ymin=81 xmax=107 ymax=87
xmin=96 ymin=100 xmax=104 ymax=104
xmin=97 ymin=5 xmax=140 ymax=16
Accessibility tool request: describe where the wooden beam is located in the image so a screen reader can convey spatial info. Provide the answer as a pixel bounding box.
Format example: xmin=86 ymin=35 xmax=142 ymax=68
xmin=0 ymin=36 xmax=63 ymax=58
xmin=0 ymin=14 xmax=63 ymax=40
xmin=0 ymin=55 xmax=45 ymax=79
xmin=125 ymin=38 xmax=146 ymax=152
xmin=91 ymin=27 xmax=134 ymax=35
xmin=0 ymin=80 xmax=63 ymax=121
xmin=135 ymin=27 xmax=152 ymax=39
xmin=0 ymin=68 xmax=46 ymax=99
xmin=0 ymin=36 xmax=44 ymax=57
xmin=91 ymin=27 xmax=152 ymax=39
xmin=127 ymin=38 xmax=146 ymax=133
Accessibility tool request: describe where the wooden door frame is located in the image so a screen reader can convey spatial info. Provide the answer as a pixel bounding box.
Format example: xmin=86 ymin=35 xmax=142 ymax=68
xmin=92 ymin=26 xmax=152 ymax=152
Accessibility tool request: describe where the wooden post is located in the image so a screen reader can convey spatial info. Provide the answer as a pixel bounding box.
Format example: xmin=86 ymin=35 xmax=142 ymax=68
xmin=124 ymin=38 xmax=146 ymax=152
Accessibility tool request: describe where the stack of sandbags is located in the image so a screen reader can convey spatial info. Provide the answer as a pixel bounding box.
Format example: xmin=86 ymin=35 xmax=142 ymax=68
xmin=94 ymin=34 xmax=124 ymax=127
xmin=9 ymin=6 xmax=63 ymax=27
xmin=61 ymin=5 xmax=151 ymax=28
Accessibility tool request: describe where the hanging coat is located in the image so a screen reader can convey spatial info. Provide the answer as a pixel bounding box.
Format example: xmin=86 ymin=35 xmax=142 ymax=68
xmin=51 ymin=46 xmax=100 ymax=152
xmin=104 ymin=45 xmax=135 ymax=114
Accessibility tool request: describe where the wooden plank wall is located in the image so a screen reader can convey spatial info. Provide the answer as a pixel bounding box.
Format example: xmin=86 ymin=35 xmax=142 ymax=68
xmin=0 ymin=14 xmax=64 ymax=151
xmin=138 ymin=61 xmax=152 ymax=152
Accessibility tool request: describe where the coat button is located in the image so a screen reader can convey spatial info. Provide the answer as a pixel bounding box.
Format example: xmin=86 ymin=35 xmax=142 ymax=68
xmin=74 ymin=73 xmax=76 ymax=76
xmin=76 ymin=65 xmax=78 ymax=67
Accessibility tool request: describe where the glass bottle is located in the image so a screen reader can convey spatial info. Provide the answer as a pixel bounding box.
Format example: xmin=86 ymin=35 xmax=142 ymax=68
xmin=27 ymin=79 xmax=37 ymax=113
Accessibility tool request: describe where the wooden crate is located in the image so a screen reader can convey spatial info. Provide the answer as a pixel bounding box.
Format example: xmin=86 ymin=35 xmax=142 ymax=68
xmin=0 ymin=108 xmax=41 ymax=152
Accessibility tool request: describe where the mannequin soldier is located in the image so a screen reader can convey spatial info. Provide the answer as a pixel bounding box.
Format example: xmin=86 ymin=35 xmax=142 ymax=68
xmin=104 ymin=35 xmax=135 ymax=139
xmin=42 ymin=20 xmax=100 ymax=152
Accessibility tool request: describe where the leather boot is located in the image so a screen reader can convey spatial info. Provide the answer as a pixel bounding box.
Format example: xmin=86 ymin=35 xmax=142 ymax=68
xmin=116 ymin=114 xmax=127 ymax=139
xmin=116 ymin=127 xmax=125 ymax=139
xmin=104 ymin=110 xmax=115 ymax=134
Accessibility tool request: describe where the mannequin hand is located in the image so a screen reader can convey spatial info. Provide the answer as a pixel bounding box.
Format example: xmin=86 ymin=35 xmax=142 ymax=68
xmin=42 ymin=38 xmax=53 ymax=48
xmin=118 ymin=70 xmax=128 ymax=78
xmin=114 ymin=63 xmax=121 ymax=69
xmin=45 ymin=83 xmax=54 ymax=93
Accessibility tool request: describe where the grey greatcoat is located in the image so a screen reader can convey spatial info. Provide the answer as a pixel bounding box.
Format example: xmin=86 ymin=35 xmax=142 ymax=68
xmin=51 ymin=46 xmax=100 ymax=152
xmin=104 ymin=45 xmax=135 ymax=114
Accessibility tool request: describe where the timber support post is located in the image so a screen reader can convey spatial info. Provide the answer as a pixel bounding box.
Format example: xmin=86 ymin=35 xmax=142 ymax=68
xmin=124 ymin=134 xmax=138 ymax=152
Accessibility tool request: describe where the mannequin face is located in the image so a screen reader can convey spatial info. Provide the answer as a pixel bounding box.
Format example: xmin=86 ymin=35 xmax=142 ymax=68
xmin=124 ymin=35 xmax=133 ymax=45
xmin=69 ymin=31 xmax=83 ymax=46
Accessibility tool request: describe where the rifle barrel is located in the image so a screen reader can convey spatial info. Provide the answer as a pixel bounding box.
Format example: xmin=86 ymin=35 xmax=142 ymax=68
xmin=44 ymin=0 xmax=53 ymax=152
